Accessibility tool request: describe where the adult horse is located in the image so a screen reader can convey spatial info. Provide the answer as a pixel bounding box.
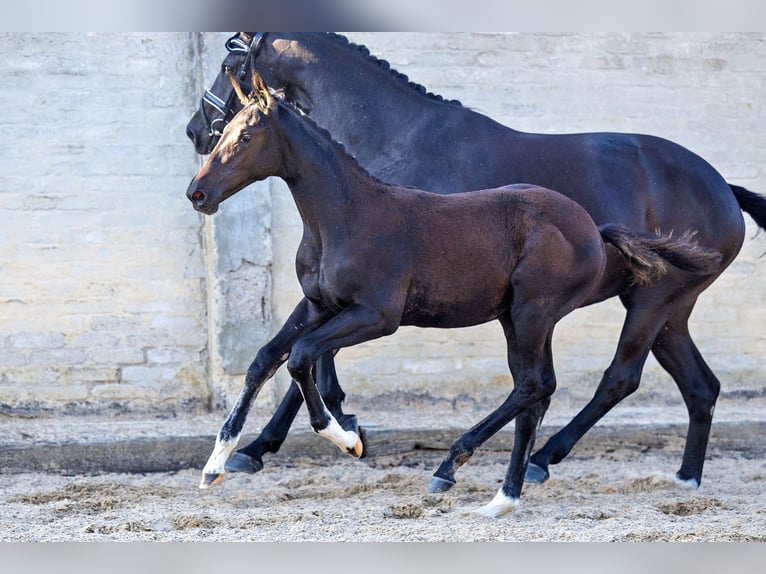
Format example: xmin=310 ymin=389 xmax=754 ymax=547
xmin=187 ymin=71 xmax=722 ymax=516
xmin=185 ymin=32 xmax=766 ymax=489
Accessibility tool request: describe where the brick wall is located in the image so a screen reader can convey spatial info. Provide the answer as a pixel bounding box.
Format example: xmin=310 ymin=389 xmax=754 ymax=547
xmin=1 ymin=32 xmax=764 ymax=416
xmin=0 ymin=33 xmax=209 ymax=414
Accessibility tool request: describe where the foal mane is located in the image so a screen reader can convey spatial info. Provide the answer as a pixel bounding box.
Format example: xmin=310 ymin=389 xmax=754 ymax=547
xmin=323 ymin=33 xmax=463 ymax=108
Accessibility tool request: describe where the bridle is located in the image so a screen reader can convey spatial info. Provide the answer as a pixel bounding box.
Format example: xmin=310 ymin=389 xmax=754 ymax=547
xmin=199 ymin=32 xmax=266 ymax=139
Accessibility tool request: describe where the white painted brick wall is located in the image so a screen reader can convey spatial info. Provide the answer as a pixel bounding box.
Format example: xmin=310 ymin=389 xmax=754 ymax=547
xmin=0 ymin=33 xmax=209 ymax=413
xmin=1 ymin=32 xmax=765 ymax=416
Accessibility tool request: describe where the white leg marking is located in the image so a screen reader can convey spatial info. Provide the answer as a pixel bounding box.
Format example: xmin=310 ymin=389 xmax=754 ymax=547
xmin=199 ymin=434 xmax=240 ymax=489
xmin=675 ymin=475 xmax=700 ymax=489
xmin=474 ymin=488 xmax=520 ymax=518
xmin=316 ymin=412 xmax=362 ymax=457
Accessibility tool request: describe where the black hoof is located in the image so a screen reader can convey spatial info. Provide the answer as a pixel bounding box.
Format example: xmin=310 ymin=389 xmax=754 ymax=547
xmin=224 ymin=452 xmax=264 ymax=474
xmin=524 ymin=462 xmax=550 ymax=484
xmin=428 ymin=475 xmax=456 ymax=493
xmin=357 ymin=425 xmax=368 ymax=459
xmin=339 ymin=414 xmax=359 ymax=434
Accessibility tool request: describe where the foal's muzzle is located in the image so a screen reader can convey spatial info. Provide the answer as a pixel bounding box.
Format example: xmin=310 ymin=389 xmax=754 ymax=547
xmin=186 ymin=186 xmax=218 ymax=215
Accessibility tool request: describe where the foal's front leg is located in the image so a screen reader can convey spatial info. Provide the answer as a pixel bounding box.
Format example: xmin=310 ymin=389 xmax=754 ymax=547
xmin=224 ymin=350 xmax=358 ymax=475
xmin=285 ymin=302 xmax=397 ymax=457
xmin=200 ymin=298 xmax=333 ymax=488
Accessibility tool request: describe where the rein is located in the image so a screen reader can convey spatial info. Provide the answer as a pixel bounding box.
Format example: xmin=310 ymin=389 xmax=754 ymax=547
xmin=199 ymin=32 xmax=265 ymax=138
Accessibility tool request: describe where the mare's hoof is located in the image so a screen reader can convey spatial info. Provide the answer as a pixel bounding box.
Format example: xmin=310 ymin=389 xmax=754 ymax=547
xmin=674 ymin=472 xmax=700 ymax=489
xmin=428 ymin=475 xmax=456 ymax=493
xmin=199 ymin=472 xmax=224 ymax=489
xmin=225 ymin=452 xmax=264 ymax=474
xmin=524 ymin=462 xmax=550 ymax=484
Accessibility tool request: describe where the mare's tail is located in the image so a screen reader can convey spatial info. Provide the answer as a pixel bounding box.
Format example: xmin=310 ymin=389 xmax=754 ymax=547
xmin=729 ymin=184 xmax=766 ymax=231
xmin=599 ymin=224 xmax=723 ymax=286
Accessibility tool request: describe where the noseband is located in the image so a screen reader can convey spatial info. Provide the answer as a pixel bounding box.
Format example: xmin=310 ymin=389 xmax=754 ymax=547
xmin=199 ymin=32 xmax=265 ymax=139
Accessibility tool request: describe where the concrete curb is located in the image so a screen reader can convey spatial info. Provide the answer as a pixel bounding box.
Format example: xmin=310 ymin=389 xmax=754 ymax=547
xmin=2 ymin=420 xmax=764 ymax=475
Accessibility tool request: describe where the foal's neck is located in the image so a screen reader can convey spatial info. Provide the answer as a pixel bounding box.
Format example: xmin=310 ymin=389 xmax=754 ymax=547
xmin=276 ymin=104 xmax=379 ymax=230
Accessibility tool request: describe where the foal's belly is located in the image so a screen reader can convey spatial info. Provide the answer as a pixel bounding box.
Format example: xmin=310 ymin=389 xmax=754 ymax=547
xmin=399 ymin=283 xmax=509 ymax=329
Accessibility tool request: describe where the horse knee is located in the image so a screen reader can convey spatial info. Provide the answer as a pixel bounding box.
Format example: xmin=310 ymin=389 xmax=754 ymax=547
xmin=246 ymin=345 xmax=286 ymax=384
xmin=515 ymin=373 xmax=556 ymax=406
xmin=286 ymin=341 xmax=314 ymax=382
xmin=599 ymin=366 xmax=641 ymax=401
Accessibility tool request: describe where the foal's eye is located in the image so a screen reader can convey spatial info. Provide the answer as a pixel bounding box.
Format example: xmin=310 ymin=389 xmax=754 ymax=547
xmin=240 ymin=132 xmax=252 ymax=143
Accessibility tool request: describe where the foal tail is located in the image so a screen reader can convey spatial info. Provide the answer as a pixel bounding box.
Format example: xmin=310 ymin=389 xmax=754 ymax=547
xmin=599 ymin=224 xmax=723 ymax=286
xmin=730 ymin=184 xmax=766 ymax=231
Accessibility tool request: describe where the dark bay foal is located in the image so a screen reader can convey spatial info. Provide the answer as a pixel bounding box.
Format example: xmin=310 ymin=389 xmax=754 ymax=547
xmin=186 ymin=71 xmax=722 ymax=516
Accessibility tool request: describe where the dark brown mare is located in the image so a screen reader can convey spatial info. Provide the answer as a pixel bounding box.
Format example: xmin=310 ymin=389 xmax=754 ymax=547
xmin=186 ymin=72 xmax=722 ymax=515
xmin=185 ymin=33 xmax=766 ymax=490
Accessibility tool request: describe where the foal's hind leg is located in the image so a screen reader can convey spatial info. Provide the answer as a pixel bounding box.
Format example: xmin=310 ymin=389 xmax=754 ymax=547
xmin=650 ymin=304 xmax=720 ymax=488
xmin=504 ymin=314 xmax=552 ymax=487
xmin=429 ymin=326 xmax=557 ymax=516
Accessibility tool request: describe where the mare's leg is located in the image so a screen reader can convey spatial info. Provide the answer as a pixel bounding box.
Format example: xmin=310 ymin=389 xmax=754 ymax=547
xmin=285 ymin=302 xmax=398 ymax=457
xmin=650 ymin=301 xmax=720 ymax=488
xmin=526 ymin=293 xmax=671 ymax=483
xmin=225 ymin=350 xmax=358 ymax=474
xmin=200 ymin=297 xmax=333 ymax=488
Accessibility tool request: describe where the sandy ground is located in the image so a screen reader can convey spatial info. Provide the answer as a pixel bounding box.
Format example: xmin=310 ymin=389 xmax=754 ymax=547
xmin=3 ymin=427 xmax=766 ymax=542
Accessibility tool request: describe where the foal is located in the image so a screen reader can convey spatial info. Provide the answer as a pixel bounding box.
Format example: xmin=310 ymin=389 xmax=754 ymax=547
xmin=187 ymin=71 xmax=721 ymax=516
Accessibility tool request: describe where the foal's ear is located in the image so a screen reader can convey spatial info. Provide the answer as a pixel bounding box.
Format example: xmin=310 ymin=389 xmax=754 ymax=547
xmin=250 ymin=70 xmax=274 ymax=112
xmin=226 ymin=67 xmax=250 ymax=107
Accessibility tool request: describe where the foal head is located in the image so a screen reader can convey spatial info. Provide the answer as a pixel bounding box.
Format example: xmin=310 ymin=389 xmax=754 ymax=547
xmin=186 ymin=70 xmax=282 ymax=215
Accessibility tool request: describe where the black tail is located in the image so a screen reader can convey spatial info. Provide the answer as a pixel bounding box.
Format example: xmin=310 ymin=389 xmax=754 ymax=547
xmin=599 ymin=224 xmax=723 ymax=286
xmin=730 ymin=184 xmax=766 ymax=231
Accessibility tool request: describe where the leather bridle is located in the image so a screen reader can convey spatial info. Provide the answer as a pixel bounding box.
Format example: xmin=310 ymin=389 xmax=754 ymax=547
xmin=198 ymin=32 xmax=266 ymax=139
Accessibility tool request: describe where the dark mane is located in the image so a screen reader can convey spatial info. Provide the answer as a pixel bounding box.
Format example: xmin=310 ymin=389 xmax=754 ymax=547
xmin=324 ymin=33 xmax=463 ymax=108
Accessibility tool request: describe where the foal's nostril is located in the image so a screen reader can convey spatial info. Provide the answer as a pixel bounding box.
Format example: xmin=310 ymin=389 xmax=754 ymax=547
xmin=192 ymin=190 xmax=205 ymax=204
xmin=186 ymin=126 xmax=196 ymax=144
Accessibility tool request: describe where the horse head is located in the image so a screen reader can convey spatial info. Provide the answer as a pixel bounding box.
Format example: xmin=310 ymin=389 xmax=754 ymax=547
xmin=186 ymin=70 xmax=281 ymax=215
xmin=186 ymin=32 xmax=316 ymax=155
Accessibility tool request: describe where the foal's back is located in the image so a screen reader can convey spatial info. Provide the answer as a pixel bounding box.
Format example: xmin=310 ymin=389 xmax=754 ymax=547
xmin=378 ymin=183 xmax=608 ymax=328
